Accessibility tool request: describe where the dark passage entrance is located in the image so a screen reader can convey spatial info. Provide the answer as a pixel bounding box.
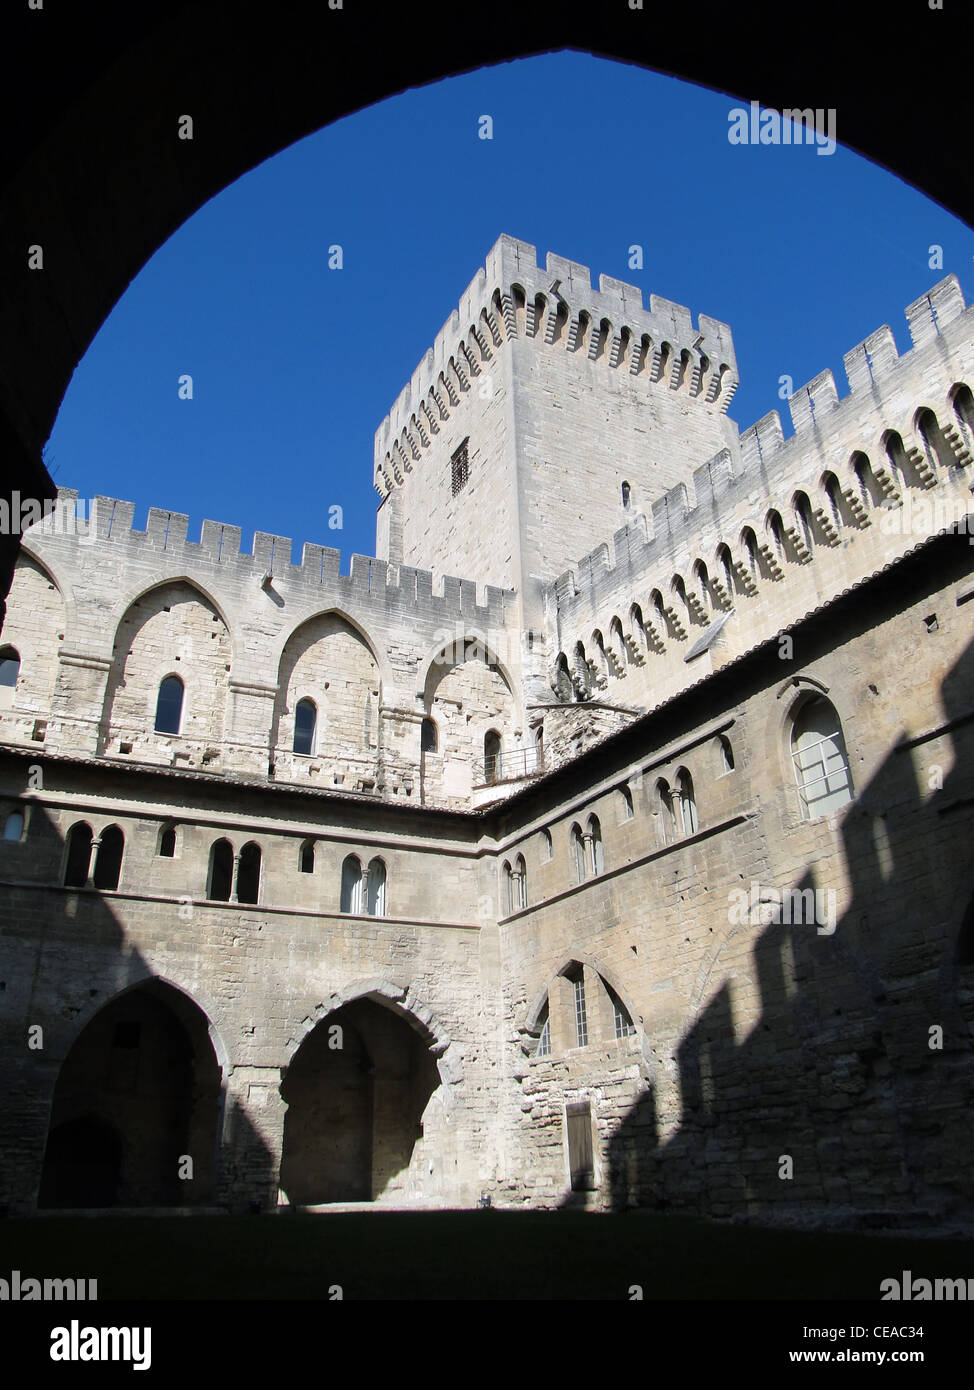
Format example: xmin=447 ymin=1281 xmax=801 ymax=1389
xmin=279 ymin=998 xmax=439 ymax=1205
xmin=38 ymin=979 xmax=223 ymax=1208
xmin=39 ymin=1115 xmax=123 ymax=1208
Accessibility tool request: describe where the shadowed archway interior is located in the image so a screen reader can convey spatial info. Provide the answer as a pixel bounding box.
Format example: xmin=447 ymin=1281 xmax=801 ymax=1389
xmin=38 ymin=979 xmax=223 ymax=1209
xmin=279 ymin=998 xmax=440 ymax=1205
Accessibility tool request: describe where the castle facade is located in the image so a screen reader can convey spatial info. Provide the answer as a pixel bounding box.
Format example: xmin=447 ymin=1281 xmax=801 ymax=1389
xmin=2 ymin=235 xmax=974 ymax=1225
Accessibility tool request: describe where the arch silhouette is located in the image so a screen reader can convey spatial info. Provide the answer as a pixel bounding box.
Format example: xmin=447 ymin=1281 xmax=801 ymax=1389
xmin=420 ymin=633 xmax=518 ymax=709
xmin=270 ymin=605 xmax=387 ymax=687
xmin=38 ymin=976 xmax=227 ymax=1208
xmin=283 ymin=978 xmax=459 ymax=1080
xmin=3 ymin=9 xmax=969 ymax=633
xmin=58 ymin=973 xmax=233 ymax=1077
xmin=111 ymin=576 xmax=234 ymax=655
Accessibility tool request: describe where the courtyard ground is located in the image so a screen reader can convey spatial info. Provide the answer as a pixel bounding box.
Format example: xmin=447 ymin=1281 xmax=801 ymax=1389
xmin=3 ymin=1210 xmax=973 ymax=1300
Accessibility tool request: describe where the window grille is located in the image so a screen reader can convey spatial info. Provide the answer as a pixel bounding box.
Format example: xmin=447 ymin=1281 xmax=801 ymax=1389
xmin=572 ymin=973 xmax=588 ymax=1047
xmin=608 ymin=984 xmax=636 ymax=1039
xmin=791 ymin=697 xmax=853 ymax=818
xmin=536 ymin=1008 xmax=551 ymax=1057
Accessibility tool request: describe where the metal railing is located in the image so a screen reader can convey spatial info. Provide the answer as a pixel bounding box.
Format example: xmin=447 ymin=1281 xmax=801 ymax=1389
xmin=482 ymin=745 xmax=544 ymax=785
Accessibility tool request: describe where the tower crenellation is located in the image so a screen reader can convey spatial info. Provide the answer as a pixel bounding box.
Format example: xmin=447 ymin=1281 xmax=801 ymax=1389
xmin=543 ymin=270 xmax=974 ymax=741
xmin=375 ymin=235 xmax=741 ymax=490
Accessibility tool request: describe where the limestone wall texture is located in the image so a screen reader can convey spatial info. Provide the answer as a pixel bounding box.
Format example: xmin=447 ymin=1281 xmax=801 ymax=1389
xmin=1 ymin=236 xmax=973 ymax=1227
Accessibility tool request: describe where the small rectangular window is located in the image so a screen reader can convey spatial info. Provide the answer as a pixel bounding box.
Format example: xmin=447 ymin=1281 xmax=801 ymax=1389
xmin=451 ymin=438 xmax=470 ymax=496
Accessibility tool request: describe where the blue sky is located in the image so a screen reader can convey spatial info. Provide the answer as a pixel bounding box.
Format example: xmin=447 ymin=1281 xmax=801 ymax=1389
xmin=46 ymin=51 xmax=974 ymax=571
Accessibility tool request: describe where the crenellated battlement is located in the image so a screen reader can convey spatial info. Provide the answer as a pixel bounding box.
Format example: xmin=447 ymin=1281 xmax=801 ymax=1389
xmin=550 ymin=273 xmax=974 ymax=639
xmin=27 ymin=488 xmax=516 ymax=629
xmin=740 ymin=275 xmax=969 ymax=461
xmin=372 ymin=234 xmax=740 ymax=497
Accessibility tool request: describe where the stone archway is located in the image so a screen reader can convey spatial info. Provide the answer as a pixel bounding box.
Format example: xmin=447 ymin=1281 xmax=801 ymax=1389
xmin=279 ymin=997 xmax=440 ymax=1205
xmin=37 ymin=979 xmax=223 ymax=1209
xmin=2 ymin=5 xmax=971 ymax=635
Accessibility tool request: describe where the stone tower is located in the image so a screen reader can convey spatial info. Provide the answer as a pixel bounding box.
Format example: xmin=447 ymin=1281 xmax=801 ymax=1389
xmin=373 ymin=235 xmax=739 ymax=629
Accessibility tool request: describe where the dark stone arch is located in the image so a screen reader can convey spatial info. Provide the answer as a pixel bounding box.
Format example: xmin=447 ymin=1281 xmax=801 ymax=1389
xmin=3 ymin=1 xmax=970 ymax=637
xmin=279 ymin=996 xmax=441 ymax=1206
xmin=38 ymin=978 xmax=223 ymax=1209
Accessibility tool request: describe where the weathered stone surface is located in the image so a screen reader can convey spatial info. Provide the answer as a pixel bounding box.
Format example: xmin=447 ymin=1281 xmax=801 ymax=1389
xmin=2 ymin=239 xmax=974 ymax=1227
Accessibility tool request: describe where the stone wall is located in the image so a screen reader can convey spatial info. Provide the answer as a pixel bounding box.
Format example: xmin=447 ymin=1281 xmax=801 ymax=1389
xmin=2 ymin=244 xmax=974 ymax=1227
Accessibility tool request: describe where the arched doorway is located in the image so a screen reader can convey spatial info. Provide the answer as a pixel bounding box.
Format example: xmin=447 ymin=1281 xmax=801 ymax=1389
xmin=38 ymin=980 xmax=223 ymax=1209
xmin=279 ymin=997 xmax=440 ymax=1205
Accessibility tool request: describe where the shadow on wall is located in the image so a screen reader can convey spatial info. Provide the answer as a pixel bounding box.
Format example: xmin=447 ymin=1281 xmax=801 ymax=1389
xmin=0 ymin=803 xmax=275 ymax=1214
xmin=562 ymin=552 xmax=974 ymax=1225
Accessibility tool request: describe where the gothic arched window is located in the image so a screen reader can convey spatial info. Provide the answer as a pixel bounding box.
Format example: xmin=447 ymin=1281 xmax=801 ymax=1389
xmin=340 ymin=854 xmax=363 ymax=913
xmin=657 ymin=780 xmax=677 ymax=844
xmin=503 ymin=860 xmax=514 ymax=915
xmin=484 ymin=729 xmax=502 ymax=783
xmin=0 ymin=646 xmax=20 ymax=688
xmin=237 ymin=842 xmax=262 ymax=904
xmin=791 ymin=696 xmax=854 ymax=819
xmin=93 ymin=825 xmax=124 ymax=891
xmin=208 ymin=838 xmax=234 ymax=902
xmin=571 ymin=823 xmax=586 ymax=884
xmin=535 ymin=1001 xmax=551 ymax=1057
xmin=154 ymin=675 xmax=184 ymax=735
xmin=677 ymin=768 xmax=697 ymax=835
xmin=515 ymin=853 xmax=527 ymax=910
xmin=587 ymin=815 xmax=604 ymax=875
xmin=366 ymin=857 xmax=386 ymax=917
xmin=294 ymin=698 xmax=317 ymax=756
xmin=64 ymin=822 xmax=93 ymax=888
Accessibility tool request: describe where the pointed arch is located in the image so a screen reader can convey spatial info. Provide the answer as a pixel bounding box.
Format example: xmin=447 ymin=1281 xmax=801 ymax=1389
xmin=587 ymin=813 xmax=604 ymax=875
xmin=676 ymin=767 xmax=697 ymax=834
xmin=788 ymin=692 xmax=854 ymax=819
xmin=38 ymin=976 xmax=226 ymax=1209
xmin=101 ymin=580 xmax=232 ymax=759
xmin=366 ymin=857 xmax=387 ymax=917
xmin=63 ymin=821 xmax=93 ymax=888
xmin=340 ymin=854 xmax=363 ymax=913
xmin=915 ymin=406 xmax=955 ymax=474
xmin=93 ymin=824 xmax=124 ymax=891
xmin=293 ymin=697 xmax=317 ymax=755
xmin=570 ymin=822 xmax=586 ymax=884
xmin=515 ymin=852 xmax=527 ymax=909
xmin=207 ymin=838 xmax=234 ymax=902
xmin=154 ymin=673 xmax=184 ymax=734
